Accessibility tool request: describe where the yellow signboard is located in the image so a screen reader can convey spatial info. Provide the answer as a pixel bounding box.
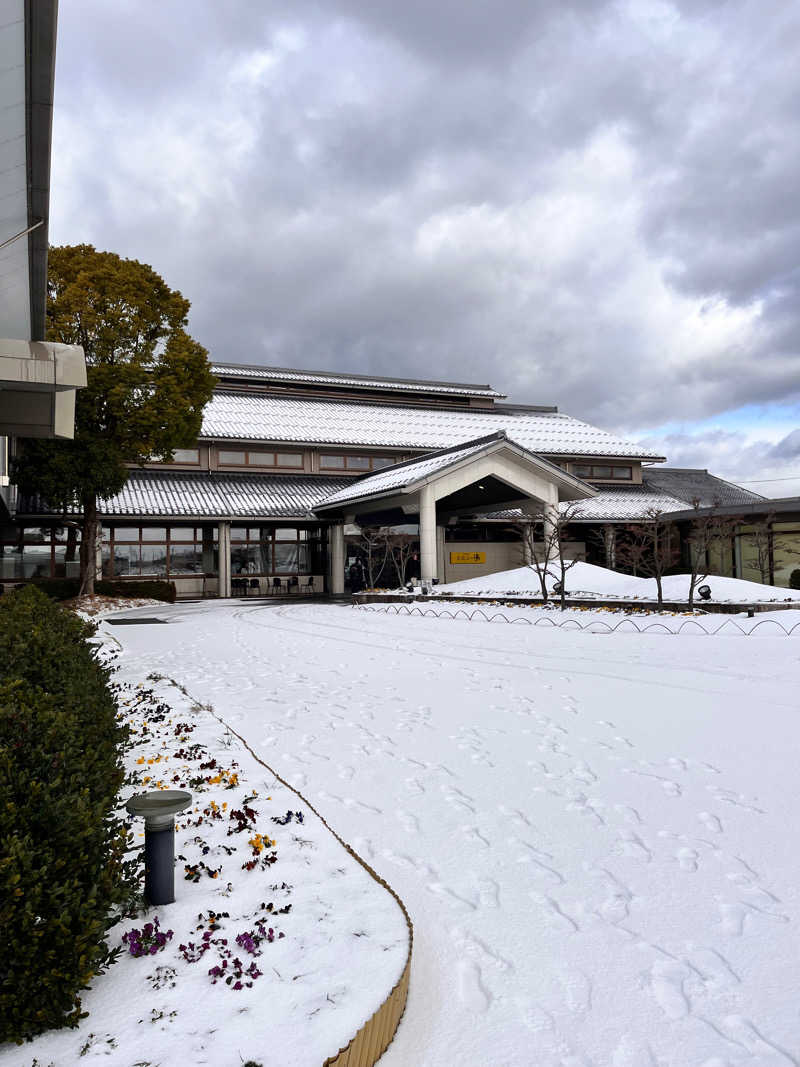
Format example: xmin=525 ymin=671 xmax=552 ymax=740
xmin=450 ymin=551 xmax=486 ymax=564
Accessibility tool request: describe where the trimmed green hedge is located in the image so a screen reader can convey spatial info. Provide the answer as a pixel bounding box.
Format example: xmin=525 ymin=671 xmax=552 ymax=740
xmin=0 ymin=586 xmax=130 ymax=1043
xmin=22 ymin=577 xmax=177 ymax=603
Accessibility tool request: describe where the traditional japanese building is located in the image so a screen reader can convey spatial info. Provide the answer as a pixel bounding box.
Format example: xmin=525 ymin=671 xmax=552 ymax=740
xmin=7 ymin=360 xmax=786 ymax=595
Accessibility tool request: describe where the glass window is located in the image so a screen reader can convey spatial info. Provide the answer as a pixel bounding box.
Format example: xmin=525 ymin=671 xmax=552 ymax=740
xmin=113 ymin=526 xmax=140 ymax=542
xmin=276 ymin=452 xmax=303 ymax=468
xmin=169 ymin=527 xmax=196 ymax=542
xmin=372 ymin=457 xmax=393 ymax=469
xmin=53 ymin=526 xmax=81 ymax=542
xmin=168 ymin=545 xmax=203 ymax=574
xmin=141 ymin=527 xmax=168 ymax=542
xmin=274 ymin=542 xmax=300 ymax=573
xmin=296 ymin=544 xmax=310 ymax=572
xmin=612 ymin=466 xmax=633 ymax=480
xmin=172 ymin=449 xmax=200 ymax=464
xmin=231 ymin=527 xmax=249 ymax=541
xmin=246 ymin=452 xmax=275 ymax=466
xmin=139 ymin=544 xmax=168 ymax=576
xmin=573 ymin=465 xmax=592 ymax=478
xmin=219 ymin=450 xmax=246 ymax=465
xmin=591 ymin=466 xmax=613 ymax=479
xmin=320 ymin=454 xmax=345 ymax=469
xmin=275 ymin=528 xmax=298 ymax=541
xmin=54 ymin=544 xmax=81 ymax=579
xmin=0 ymin=545 xmax=50 ymax=579
xmin=22 ymin=527 xmax=50 ymax=543
xmin=346 ymin=455 xmax=370 ymax=470
xmin=231 ymin=544 xmax=263 ymax=574
xmin=112 ymin=544 xmax=138 ymax=576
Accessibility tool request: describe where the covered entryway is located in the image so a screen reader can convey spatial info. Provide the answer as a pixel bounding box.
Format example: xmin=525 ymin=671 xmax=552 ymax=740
xmin=315 ymin=432 xmax=595 ymax=591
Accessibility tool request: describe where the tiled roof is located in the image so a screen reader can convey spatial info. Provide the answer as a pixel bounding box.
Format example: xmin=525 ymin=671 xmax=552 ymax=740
xmin=642 ymin=468 xmax=765 ymax=507
xmin=566 ymin=484 xmax=690 ymax=521
xmin=317 ymin=436 xmax=505 ymax=508
xmin=19 ymin=470 xmax=351 ymax=520
xmin=211 ymin=363 xmax=503 ymax=399
xmin=201 ymin=392 xmax=664 ymax=460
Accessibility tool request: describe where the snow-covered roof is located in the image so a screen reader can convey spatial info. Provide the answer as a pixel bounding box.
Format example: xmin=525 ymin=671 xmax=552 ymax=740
xmin=211 ymin=362 xmax=504 ymax=399
xmin=567 ymin=485 xmax=689 ymax=522
xmin=20 ymin=470 xmax=351 ymax=520
xmin=317 ymin=432 xmax=592 ymax=510
xmin=201 ymin=392 xmax=664 ymax=460
xmin=642 ymin=468 xmax=765 ymax=507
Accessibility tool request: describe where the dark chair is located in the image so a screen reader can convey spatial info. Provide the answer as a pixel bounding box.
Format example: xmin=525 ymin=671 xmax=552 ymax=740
xmin=232 ymin=577 xmax=246 ymax=596
xmin=288 ymin=576 xmax=299 ymax=594
xmin=302 ymin=576 xmax=314 ymax=595
xmin=249 ymin=578 xmax=260 ymax=596
xmin=272 ymin=576 xmax=284 ymax=596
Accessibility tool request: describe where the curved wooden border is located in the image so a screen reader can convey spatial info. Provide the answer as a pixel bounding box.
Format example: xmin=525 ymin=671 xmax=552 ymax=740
xmin=169 ymin=685 xmax=414 ymax=1067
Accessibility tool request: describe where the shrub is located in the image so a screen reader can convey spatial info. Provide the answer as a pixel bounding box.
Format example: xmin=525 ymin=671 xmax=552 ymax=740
xmin=29 ymin=577 xmax=176 ymax=603
xmin=790 ymin=569 xmax=800 ymax=591
xmin=0 ymin=586 xmax=129 ymax=1043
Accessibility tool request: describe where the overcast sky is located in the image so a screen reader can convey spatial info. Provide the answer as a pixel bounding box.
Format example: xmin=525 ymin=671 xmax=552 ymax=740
xmin=50 ymin=0 xmax=800 ymax=495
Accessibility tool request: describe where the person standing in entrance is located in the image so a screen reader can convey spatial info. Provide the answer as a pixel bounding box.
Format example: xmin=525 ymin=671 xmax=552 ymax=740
xmin=349 ymin=560 xmax=365 ymax=593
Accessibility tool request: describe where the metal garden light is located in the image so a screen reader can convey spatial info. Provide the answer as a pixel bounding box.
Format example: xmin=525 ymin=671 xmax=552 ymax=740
xmin=126 ymin=790 xmax=192 ymax=906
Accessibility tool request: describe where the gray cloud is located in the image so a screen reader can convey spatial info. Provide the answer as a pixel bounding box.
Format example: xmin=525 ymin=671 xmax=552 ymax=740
xmin=48 ymin=0 xmax=800 ymax=476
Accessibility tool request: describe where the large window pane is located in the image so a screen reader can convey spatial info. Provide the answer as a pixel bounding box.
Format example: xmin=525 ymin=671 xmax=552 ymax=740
xmin=139 ymin=544 xmax=168 ymax=575
xmin=169 ymin=526 xmax=196 ymax=543
xmin=612 ymin=466 xmax=632 ymax=480
xmin=112 ymin=544 xmax=138 ymax=576
xmin=53 ymin=544 xmax=81 ymax=578
xmin=172 ymin=448 xmax=200 ymax=463
xmin=372 ymin=457 xmax=393 ymax=469
xmin=276 ymin=452 xmax=303 ymax=468
xmin=141 ymin=527 xmax=168 ymax=542
xmin=114 ymin=526 xmax=140 ymax=542
xmin=275 ymin=528 xmax=297 ymax=541
xmin=231 ymin=544 xmax=262 ymax=574
xmin=274 ymin=542 xmax=299 ymax=573
xmin=296 ymin=544 xmax=310 ymax=572
xmin=219 ymin=450 xmax=246 ymax=465
xmin=246 ymin=451 xmax=275 ymax=466
xmin=346 ymin=455 xmax=370 ymax=470
xmin=22 ymin=527 xmax=50 ymax=543
xmin=320 ymin=454 xmax=345 ymax=469
xmin=53 ymin=526 xmax=81 ymax=542
xmin=591 ymin=466 xmax=613 ymax=479
xmin=231 ymin=527 xmax=248 ymax=541
xmin=168 ymin=545 xmax=203 ymax=574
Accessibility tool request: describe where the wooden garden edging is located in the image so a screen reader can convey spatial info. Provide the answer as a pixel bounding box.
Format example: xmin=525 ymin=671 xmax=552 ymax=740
xmin=191 ymin=695 xmax=414 ymax=1067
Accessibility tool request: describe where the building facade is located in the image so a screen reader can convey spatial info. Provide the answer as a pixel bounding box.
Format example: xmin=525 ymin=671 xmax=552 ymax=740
xmin=6 ymin=360 xmax=794 ymax=594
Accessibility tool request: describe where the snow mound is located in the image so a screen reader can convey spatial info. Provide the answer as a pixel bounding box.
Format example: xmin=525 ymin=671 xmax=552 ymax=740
xmin=437 ymin=562 xmax=800 ymax=603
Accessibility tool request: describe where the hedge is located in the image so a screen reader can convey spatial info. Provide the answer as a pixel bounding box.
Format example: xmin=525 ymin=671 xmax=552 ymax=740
xmin=0 ymin=586 xmax=130 ymax=1043
xmin=20 ymin=577 xmax=177 ymax=603
xmin=790 ymin=569 xmax=800 ymax=591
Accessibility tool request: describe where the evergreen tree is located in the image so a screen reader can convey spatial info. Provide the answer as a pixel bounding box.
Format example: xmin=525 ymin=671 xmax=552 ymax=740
xmin=12 ymin=245 xmax=216 ymax=593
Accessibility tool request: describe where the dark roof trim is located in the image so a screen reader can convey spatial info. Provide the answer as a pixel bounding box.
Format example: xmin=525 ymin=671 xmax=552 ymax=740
xmin=211 ymin=361 xmax=503 ymax=396
xmin=664 ymin=497 xmax=800 ymax=521
xmin=25 ymin=0 xmax=57 ymax=342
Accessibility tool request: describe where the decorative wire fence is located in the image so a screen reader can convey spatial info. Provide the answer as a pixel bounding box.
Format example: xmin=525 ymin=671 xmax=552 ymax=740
xmin=352 ymin=603 xmax=800 ymax=637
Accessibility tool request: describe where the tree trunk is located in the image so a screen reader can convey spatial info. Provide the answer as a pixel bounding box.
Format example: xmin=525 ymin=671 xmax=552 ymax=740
xmin=655 ymin=573 xmax=663 ymax=606
xmin=79 ymin=492 xmax=98 ymax=596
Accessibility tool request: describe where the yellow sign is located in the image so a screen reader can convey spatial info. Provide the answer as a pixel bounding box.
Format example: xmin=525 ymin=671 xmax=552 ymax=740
xmin=450 ymin=551 xmax=486 ymax=564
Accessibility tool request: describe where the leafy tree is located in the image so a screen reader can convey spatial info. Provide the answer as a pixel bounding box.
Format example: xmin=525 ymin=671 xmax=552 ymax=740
xmin=12 ymin=245 xmax=216 ymax=593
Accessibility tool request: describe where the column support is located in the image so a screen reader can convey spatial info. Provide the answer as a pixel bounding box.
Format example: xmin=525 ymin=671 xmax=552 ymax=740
xmin=603 ymin=524 xmax=616 ymax=569
xmin=218 ymin=521 xmax=231 ymax=598
xmin=330 ymin=523 xmax=345 ymax=595
xmin=436 ymin=524 xmax=446 ymax=585
xmin=419 ymin=484 xmax=438 ymax=585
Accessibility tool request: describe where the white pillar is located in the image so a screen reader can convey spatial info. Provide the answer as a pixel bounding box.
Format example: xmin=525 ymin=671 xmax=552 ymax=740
xmin=542 ymin=501 xmax=559 ymax=562
xmin=218 ymin=521 xmax=231 ymax=598
xmin=330 ymin=523 xmax=345 ymax=595
xmin=436 ymin=524 xmax=446 ymax=584
xmin=419 ymin=484 xmax=438 ymax=585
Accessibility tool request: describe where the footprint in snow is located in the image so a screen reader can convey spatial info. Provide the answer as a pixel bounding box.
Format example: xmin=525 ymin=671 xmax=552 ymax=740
xmin=457 ymin=960 xmax=490 ymax=1012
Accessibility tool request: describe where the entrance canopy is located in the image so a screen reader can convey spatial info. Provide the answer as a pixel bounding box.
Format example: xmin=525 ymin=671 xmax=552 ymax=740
xmin=316 ymin=431 xmax=594 ymax=521
xmin=316 ymin=432 xmax=595 ymax=584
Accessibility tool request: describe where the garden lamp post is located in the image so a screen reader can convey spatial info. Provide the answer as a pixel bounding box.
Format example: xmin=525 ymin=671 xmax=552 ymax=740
xmin=126 ymin=790 xmax=192 ymax=906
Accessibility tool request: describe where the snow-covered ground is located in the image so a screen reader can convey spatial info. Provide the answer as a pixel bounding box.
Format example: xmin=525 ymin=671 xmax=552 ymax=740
xmin=436 ymin=562 xmax=800 ymax=604
xmin=36 ymin=598 xmax=800 ymax=1067
xmin=1 ymin=622 xmax=408 ymax=1067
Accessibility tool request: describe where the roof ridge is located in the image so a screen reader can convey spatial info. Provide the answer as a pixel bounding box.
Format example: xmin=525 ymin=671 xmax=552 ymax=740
xmin=211 ymin=361 xmax=502 ymax=394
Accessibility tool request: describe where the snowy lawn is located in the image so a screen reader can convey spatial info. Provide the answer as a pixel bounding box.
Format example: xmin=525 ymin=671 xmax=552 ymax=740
xmin=17 ymin=599 xmax=800 ymax=1067
xmin=1 ymin=621 xmax=408 ymax=1067
xmin=436 ymin=562 xmax=800 ymax=604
